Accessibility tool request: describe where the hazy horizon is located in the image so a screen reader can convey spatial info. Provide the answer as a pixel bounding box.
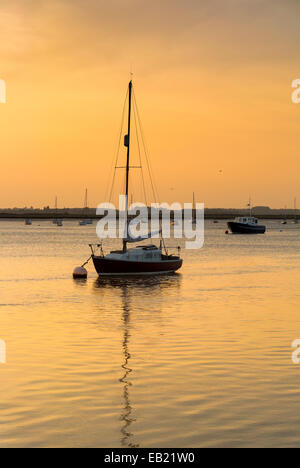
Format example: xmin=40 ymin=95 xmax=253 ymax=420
xmin=0 ymin=203 xmax=299 ymax=211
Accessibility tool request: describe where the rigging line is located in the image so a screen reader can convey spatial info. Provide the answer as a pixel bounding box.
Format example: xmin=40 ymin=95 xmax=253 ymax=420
xmin=132 ymin=94 xmax=148 ymax=207
xmin=108 ymin=88 xmax=129 ymax=204
xmin=121 ymin=164 xmax=126 ymax=200
xmin=133 ymin=89 xmax=159 ymax=203
xmin=133 ymin=90 xmax=160 ymax=204
xmin=109 ymin=88 xmax=128 ymax=203
xmin=132 ymin=89 xmax=154 ymax=202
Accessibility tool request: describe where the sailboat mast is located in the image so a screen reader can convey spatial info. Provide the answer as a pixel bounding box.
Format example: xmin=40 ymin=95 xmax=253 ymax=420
xmin=123 ymin=80 xmax=133 ymax=252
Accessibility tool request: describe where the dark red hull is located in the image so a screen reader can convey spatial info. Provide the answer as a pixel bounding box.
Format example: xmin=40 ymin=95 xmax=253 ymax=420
xmin=92 ymin=256 xmax=183 ymax=276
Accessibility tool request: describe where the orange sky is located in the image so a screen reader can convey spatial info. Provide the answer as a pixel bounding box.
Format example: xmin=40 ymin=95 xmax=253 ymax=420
xmin=0 ymin=0 xmax=300 ymax=208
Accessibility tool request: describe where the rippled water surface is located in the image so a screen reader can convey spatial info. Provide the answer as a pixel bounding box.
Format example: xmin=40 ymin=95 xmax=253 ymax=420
xmin=1 ymin=220 xmax=300 ymax=447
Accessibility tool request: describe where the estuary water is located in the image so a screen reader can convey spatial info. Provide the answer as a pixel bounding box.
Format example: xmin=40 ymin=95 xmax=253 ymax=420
xmin=0 ymin=220 xmax=300 ymax=447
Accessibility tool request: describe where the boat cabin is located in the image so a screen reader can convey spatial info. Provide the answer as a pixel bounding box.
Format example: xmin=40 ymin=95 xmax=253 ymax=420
xmin=234 ymin=217 xmax=258 ymax=225
xmin=107 ymin=245 xmax=162 ymax=262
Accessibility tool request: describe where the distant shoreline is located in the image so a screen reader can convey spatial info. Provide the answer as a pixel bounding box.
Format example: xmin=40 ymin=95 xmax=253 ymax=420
xmin=0 ymin=210 xmax=299 ymax=221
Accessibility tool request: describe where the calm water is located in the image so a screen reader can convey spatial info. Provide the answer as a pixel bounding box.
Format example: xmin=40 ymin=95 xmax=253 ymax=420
xmin=0 ymin=220 xmax=300 ymax=447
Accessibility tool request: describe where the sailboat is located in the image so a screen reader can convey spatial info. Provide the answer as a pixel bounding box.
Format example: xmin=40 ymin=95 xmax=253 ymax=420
xmin=90 ymin=80 xmax=183 ymax=276
xmin=80 ymin=188 xmax=93 ymax=225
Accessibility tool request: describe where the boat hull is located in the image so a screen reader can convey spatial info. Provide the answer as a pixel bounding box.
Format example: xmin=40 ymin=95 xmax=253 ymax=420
xmin=92 ymin=256 xmax=183 ymax=276
xmin=227 ymin=222 xmax=266 ymax=234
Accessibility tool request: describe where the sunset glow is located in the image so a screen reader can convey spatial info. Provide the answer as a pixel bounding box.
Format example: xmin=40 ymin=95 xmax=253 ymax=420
xmin=1 ymin=0 xmax=300 ymax=208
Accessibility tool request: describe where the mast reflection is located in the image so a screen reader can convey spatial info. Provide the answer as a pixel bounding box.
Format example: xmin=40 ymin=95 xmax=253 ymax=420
xmin=94 ymin=274 xmax=181 ymax=447
xmin=119 ymin=284 xmax=137 ymax=447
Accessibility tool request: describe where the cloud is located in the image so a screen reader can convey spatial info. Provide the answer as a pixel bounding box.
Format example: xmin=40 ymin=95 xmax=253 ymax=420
xmin=1 ymin=0 xmax=300 ymax=75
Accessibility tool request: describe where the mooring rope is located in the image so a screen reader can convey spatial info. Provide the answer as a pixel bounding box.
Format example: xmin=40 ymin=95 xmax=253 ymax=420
xmin=81 ymin=255 xmax=92 ymax=268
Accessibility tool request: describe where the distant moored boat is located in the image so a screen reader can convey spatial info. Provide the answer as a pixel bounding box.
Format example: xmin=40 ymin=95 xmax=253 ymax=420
xmin=228 ymin=197 xmax=266 ymax=234
xmin=227 ymin=216 xmax=266 ymax=234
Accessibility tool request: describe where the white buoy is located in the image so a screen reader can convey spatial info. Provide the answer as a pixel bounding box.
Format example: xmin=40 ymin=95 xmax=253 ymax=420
xmin=73 ymin=266 xmax=88 ymax=279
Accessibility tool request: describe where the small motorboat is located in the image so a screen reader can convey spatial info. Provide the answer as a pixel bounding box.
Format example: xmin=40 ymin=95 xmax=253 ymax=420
xmin=227 ymin=217 xmax=266 ymax=234
xmin=79 ymin=220 xmax=87 ymax=226
xmin=281 ymin=220 xmax=287 ymax=225
xmin=25 ymin=219 xmax=32 ymax=226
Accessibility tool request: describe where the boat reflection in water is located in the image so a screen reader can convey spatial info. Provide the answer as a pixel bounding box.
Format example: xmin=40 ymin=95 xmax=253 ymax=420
xmin=93 ymin=274 xmax=181 ymax=448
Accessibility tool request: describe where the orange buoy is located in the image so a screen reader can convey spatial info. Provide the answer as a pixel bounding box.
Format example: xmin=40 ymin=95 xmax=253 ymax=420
xmin=73 ymin=266 xmax=88 ymax=279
